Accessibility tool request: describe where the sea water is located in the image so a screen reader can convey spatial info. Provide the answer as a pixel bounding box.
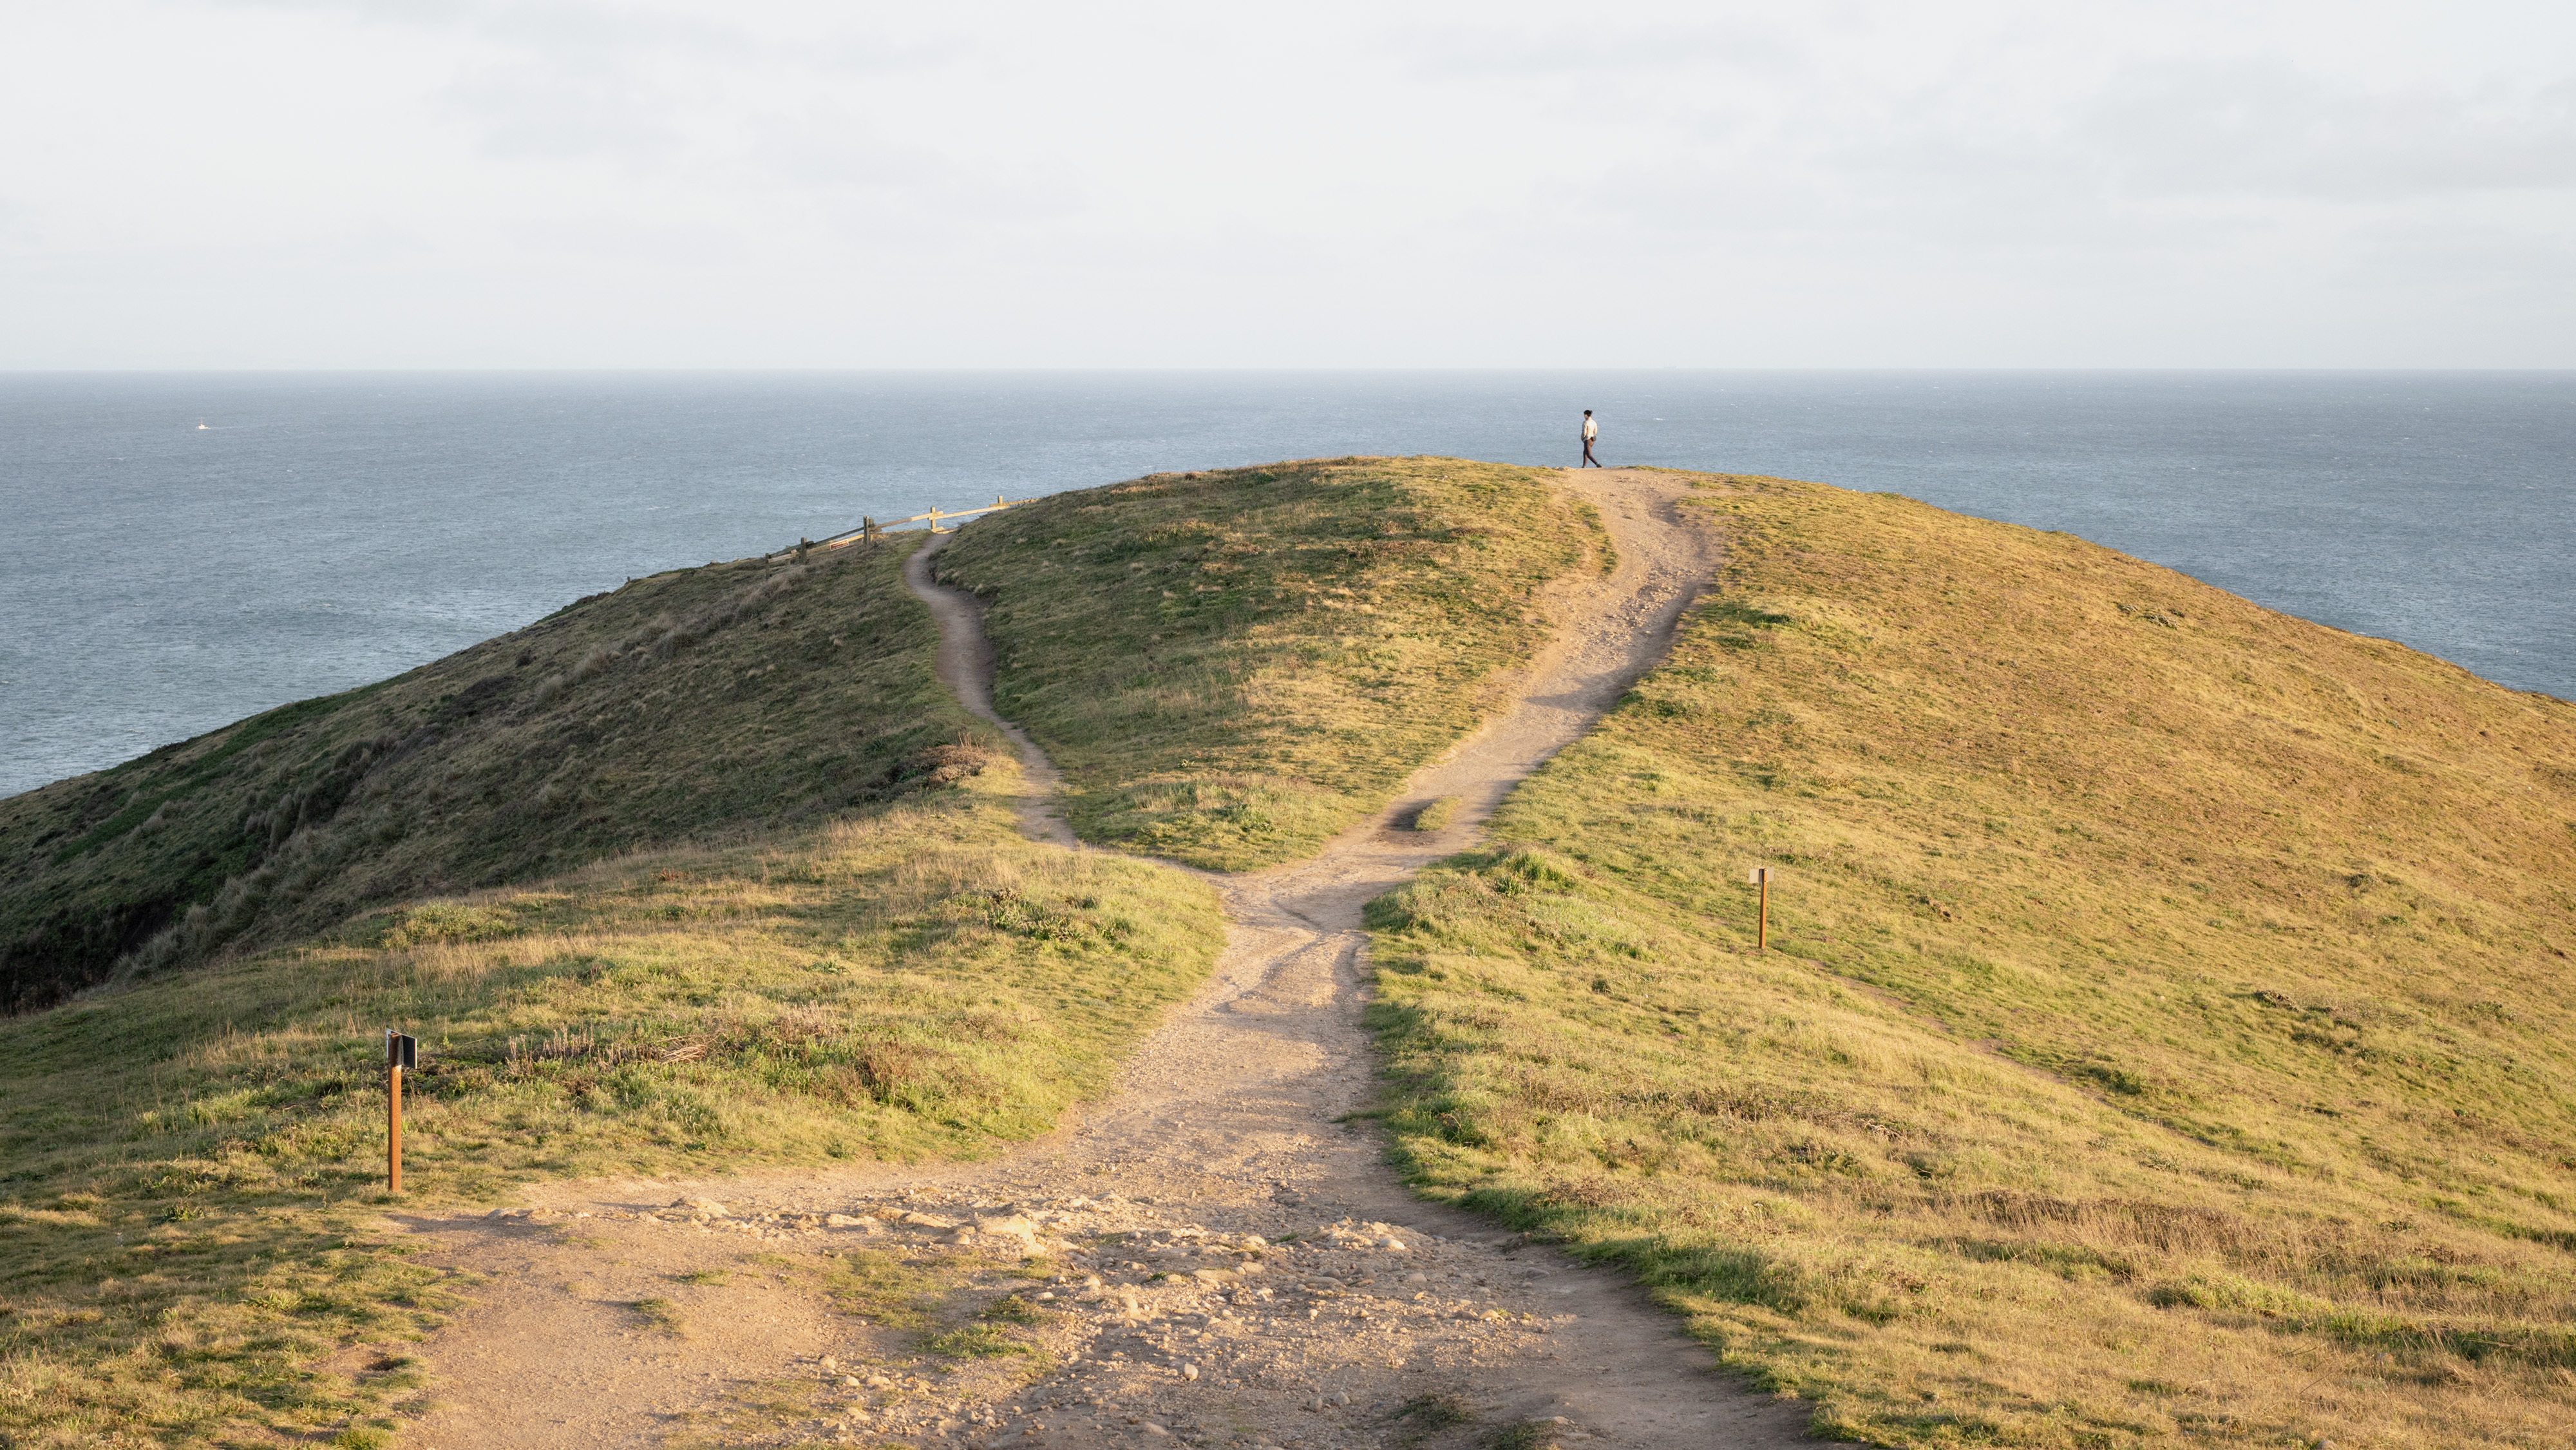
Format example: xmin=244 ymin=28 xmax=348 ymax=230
xmin=3 ymin=370 xmax=2570 ymax=798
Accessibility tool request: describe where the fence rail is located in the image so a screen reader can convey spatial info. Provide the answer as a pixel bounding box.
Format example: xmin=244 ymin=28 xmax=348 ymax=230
xmin=767 ymin=495 xmax=1041 ymax=562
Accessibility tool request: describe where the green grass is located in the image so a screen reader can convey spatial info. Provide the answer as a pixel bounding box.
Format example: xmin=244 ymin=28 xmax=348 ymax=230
xmin=1365 ymin=473 xmax=2576 ymax=1448
xmin=820 ymin=1245 xmax=951 ymax=1331
xmin=933 ymin=457 xmax=1599 ymax=868
xmin=1 ymin=537 xmax=967 ymax=1013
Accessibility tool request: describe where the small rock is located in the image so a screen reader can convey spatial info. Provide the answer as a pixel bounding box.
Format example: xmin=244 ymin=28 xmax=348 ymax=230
xmin=1403 ymin=1272 xmax=1428 ymax=1284
xmin=1139 ymin=1425 xmax=1170 ymax=1438
xmin=840 ymin=1375 xmax=862 ymax=1388
xmin=1181 ymin=1363 xmax=1199 ymax=1380
xmin=673 ymin=1197 xmax=729 ymax=1217
xmin=1379 ymin=1237 xmax=1406 ymax=1251
xmin=825 ymin=1212 xmax=870 ymax=1228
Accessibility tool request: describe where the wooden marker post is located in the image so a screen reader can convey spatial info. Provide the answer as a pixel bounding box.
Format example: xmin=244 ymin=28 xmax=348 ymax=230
xmin=1748 ymin=867 xmax=1773 ymax=950
xmin=385 ymin=1030 xmax=416 ymax=1194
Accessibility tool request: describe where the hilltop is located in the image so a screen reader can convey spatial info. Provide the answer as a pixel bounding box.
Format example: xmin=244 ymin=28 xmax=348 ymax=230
xmin=933 ymin=456 xmax=1599 ymax=867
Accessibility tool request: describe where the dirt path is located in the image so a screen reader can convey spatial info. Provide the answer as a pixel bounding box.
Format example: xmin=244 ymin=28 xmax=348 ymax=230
xmin=904 ymin=533 xmax=1077 ymax=850
xmin=392 ymin=470 xmax=1803 ymax=1449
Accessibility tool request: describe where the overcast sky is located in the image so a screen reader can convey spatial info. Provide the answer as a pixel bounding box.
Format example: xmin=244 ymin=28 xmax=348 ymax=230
xmin=5 ymin=0 xmax=2571 ymax=368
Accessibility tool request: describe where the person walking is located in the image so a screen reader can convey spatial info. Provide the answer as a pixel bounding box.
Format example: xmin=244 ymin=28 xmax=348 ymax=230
xmin=1580 ymin=409 xmax=1602 ymax=467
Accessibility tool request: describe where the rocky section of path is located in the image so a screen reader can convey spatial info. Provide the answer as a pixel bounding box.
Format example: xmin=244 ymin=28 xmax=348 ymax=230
xmin=410 ymin=1188 xmax=1761 ymax=1449
xmin=393 ymin=471 xmax=1803 ymax=1449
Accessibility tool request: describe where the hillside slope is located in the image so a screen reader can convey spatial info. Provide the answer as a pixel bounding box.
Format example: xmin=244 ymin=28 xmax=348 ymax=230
xmin=0 ymin=530 xmax=1228 ymax=1446
xmin=1366 ymin=473 xmax=2576 ymax=1447
xmin=1 ymin=540 xmax=973 ymax=1013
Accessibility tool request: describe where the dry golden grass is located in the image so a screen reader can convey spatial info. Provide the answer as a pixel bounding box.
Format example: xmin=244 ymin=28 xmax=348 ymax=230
xmin=1365 ymin=473 xmax=2576 ymax=1448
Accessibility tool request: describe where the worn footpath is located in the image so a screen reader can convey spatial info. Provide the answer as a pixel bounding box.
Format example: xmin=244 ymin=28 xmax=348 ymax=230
xmin=390 ymin=470 xmax=1805 ymax=1449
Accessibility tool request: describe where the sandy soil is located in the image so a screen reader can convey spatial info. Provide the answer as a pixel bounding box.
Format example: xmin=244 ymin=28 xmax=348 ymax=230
xmin=389 ymin=470 xmax=1804 ymax=1449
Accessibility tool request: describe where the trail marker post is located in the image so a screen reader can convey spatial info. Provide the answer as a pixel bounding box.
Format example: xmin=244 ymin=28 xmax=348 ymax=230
xmin=384 ymin=1031 xmax=416 ymax=1194
xmin=1748 ymin=867 xmax=1773 ymax=950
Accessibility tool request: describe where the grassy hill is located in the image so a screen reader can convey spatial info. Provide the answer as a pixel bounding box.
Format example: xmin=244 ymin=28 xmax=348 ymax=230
xmin=1363 ymin=473 xmax=2576 ymax=1447
xmin=0 ymin=460 xmax=1602 ymax=1446
xmin=933 ymin=456 xmax=1600 ymax=868
xmin=15 ymin=456 xmax=2573 ymax=1449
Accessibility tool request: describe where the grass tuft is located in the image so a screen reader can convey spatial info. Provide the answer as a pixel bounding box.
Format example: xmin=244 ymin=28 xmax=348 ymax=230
xmin=1398 ymin=1391 xmax=1475 ymax=1426
xmin=632 ymin=1297 xmax=685 ymax=1335
xmin=1 ymin=540 xmax=967 ymax=1012
xmin=921 ymin=1322 xmax=1031 ymax=1359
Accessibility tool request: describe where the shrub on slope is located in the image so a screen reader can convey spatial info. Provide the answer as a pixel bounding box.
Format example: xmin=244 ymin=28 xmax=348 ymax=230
xmin=1366 ymin=474 xmax=2576 ymax=1448
xmin=933 ymin=457 xmax=1597 ymax=869
xmin=0 ymin=540 xmax=966 ymax=1012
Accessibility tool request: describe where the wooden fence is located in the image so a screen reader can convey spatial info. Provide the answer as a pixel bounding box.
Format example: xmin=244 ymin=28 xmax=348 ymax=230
xmin=766 ymin=495 xmax=1041 ymax=563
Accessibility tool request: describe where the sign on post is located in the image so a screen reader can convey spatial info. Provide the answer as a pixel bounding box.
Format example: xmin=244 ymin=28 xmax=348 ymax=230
xmin=385 ymin=1031 xmax=417 ymax=1194
xmin=1747 ymin=867 xmax=1774 ymax=951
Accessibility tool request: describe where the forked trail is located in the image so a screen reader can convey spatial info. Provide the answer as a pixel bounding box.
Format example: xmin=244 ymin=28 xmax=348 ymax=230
xmin=396 ymin=470 xmax=1801 ymax=1449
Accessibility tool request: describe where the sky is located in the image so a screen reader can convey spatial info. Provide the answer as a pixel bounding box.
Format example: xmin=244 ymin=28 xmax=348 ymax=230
xmin=3 ymin=0 xmax=2572 ymax=368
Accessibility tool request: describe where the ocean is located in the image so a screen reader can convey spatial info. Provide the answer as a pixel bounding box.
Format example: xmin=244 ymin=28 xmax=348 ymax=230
xmin=3 ymin=371 xmax=2570 ymax=799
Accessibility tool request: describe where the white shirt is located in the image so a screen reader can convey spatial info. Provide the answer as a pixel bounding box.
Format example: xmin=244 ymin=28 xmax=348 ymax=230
xmin=1582 ymin=415 xmax=1598 ymax=439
